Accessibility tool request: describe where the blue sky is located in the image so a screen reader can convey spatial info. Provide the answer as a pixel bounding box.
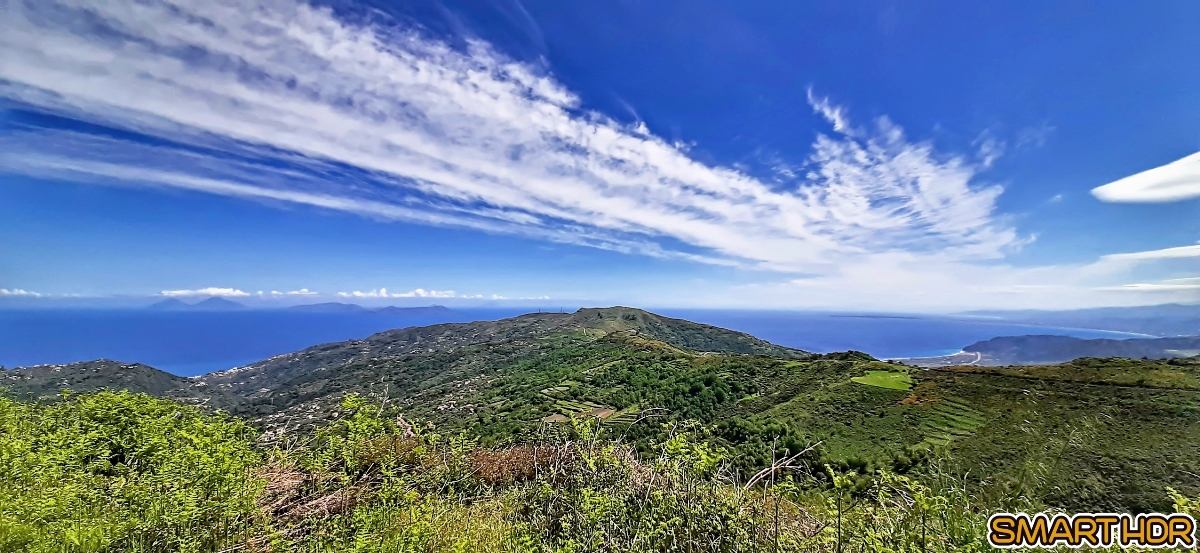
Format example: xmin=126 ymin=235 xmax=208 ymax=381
xmin=1 ymin=0 xmax=1198 ymax=311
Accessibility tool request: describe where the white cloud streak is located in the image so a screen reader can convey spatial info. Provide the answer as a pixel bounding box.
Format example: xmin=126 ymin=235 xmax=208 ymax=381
xmin=1102 ymin=283 xmax=1200 ymax=292
xmin=1097 ymin=277 xmax=1200 ymax=292
xmin=1101 ymin=244 xmax=1200 ymax=262
xmin=0 ymin=288 xmax=42 ymax=297
xmin=161 ymin=287 xmax=250 ymax=297
xmin=0 ymin=0 xmax=1017 ymax=277
xmin=336 ymin=288 xmax=456 ymax=298
xmin=394 ymin=288 xmax=456 ymax=298
xmin=1092 ymin=151 xmax=1200 ymax=203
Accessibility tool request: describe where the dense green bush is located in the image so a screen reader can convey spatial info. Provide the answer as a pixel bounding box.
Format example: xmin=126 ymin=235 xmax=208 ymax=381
xmin=0 ymin=391 xmax=263 ymax=552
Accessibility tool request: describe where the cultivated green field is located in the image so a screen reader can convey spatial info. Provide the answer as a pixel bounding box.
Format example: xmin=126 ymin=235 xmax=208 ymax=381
xmin=851 ymin=370 xmax=913 ymax=390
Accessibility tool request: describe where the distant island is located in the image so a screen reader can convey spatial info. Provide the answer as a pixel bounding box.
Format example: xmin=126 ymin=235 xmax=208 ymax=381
xmin=287 ymin=302 xmax=454 ymax=316
xmin=148 ymin=297 xmax=247 ymax=311
xmin=286 ymin=302 xmax=368 ymax=313
xmin=147 ymin=299 xmax=455 ymax=316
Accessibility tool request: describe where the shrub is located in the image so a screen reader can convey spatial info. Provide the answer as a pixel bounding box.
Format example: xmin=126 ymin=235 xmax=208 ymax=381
xmin=0 ymin=391 xmax=263 ymax=553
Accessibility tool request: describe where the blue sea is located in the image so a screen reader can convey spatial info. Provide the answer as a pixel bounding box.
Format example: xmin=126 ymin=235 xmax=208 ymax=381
xmin=0 ymin=308 xmax=1149 ymax=376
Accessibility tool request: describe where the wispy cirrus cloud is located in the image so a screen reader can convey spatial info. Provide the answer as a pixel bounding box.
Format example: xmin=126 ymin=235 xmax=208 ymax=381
xmin=1016 ymin=121 xmax=1056 ymax=149
xmin=7 ymin=0 xmax=1191 ymax=309
xmin=805 ymin=87 xmax=854 ymax=135
xmin=0 ymin=0 xmax=1017 ymax=277
xmin=161 ymin=287 xmax=250 ymax=297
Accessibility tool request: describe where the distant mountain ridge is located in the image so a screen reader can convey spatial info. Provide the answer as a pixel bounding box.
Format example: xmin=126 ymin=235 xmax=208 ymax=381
xmin=962 ymin=334 xmax=1200 ymax=365
xmin=147 ymin=298 xmax=191 ymax=310
xmin=286 ymin=302 xmax=368 ymax=313
xmin=964 ymin=303 xmax=1200 ymax=337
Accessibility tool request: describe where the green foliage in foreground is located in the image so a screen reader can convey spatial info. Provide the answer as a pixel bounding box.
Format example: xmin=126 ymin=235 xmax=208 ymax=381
xmin=0 ymin=392 xmax=263 ymax=552
xmin=3 ymin=391 xmax=1198 ymax=552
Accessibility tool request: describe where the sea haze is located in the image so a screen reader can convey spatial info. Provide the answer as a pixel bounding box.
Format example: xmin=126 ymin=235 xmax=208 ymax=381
xmin=0 ymin=308 xmax=1150 ymax=376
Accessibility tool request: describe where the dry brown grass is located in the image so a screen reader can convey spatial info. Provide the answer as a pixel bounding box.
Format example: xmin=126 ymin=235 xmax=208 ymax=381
xmin=468 ymin=445 xmax=577 ymax=485
xmin=354 ymin=435 xmax=423 ymax=470
xmin=288 ymin=487 xmax=364 ymax=520
xmin=256 ymin=465 xmax=308 ymax=518
xmin=256 ymin=463 xmax=366 ymax=522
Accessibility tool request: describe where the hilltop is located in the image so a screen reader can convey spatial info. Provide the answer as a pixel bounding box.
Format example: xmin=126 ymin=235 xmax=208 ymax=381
xmin=198 ymin=306 xmax=808 ymax=395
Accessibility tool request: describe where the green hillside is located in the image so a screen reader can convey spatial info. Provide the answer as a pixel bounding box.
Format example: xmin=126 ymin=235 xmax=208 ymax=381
xmin=4 ymin=308 xmax=1199 ymax=521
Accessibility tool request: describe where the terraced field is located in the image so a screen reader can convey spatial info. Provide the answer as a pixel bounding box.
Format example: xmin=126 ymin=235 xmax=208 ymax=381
xmin=539 ymin=382 xmax=619 ymax=422
xmin=603 ymin=405 xmax=642 ymax=425
xmin=919 ymin=397 xmax=985 ymax=447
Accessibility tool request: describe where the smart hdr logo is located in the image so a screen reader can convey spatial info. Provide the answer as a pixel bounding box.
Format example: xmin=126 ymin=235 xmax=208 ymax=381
xmin=988 ymin=513 xmax=1196 ymax=549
